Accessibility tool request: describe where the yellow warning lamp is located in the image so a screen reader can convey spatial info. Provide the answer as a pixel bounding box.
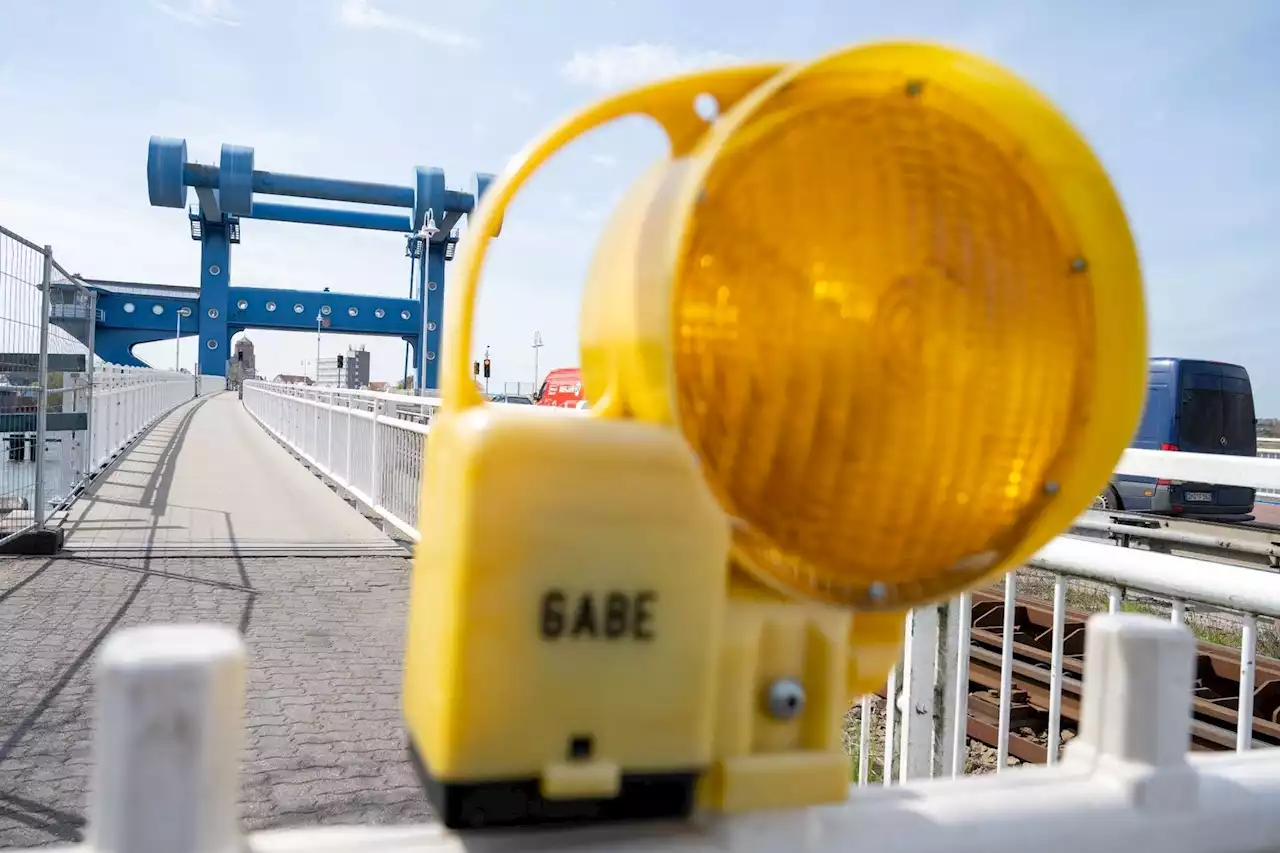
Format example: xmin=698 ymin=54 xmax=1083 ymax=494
xmin=402 ymin=42 xmax=1146 ymax=831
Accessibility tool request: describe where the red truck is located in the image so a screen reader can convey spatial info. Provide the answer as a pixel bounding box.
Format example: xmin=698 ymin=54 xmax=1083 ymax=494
xmin=534 ymin=367 xmax=586 ymax=408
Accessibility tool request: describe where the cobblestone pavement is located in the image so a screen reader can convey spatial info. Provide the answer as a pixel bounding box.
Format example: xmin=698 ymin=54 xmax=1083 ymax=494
xmin=0 ymin=553 xmax=431 ymax=848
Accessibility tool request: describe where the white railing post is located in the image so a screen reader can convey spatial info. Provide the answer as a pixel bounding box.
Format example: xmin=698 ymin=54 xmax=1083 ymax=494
xmin=996 ymin=571 xmax=1018 ymax=772
xmin=344 ymin=396 xmax=354 ymax=484
xmin=933 ymin=598 xmax=961 ymax=776
xmin=898 ymin=604 xmax=939 ymax=781
xmin=949 ymin=591 xmax=973 ymax=778
xmin=326 ymin=390 xmax=334 ymax=473
xmin=1068 ymin=614 xmax=1196 ymax=779
xmin=371 ymin=398 xmax=392 ymax=509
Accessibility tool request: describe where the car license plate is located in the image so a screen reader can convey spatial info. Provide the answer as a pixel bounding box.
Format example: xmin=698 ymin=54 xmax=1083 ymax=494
xmin=1184 ymin=492 xmax=1213 ymax=502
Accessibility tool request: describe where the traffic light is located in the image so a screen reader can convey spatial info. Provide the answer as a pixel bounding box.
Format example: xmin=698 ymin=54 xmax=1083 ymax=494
xmin=482 ymin=358 xmax=490 ymax=379
xmin=473 ymin=361 xmax=480 ymax=377
xmin=337 ymin=354 xmax=344 ymax=369
xmin=404 ymin=42 xmax=1146 ymax=829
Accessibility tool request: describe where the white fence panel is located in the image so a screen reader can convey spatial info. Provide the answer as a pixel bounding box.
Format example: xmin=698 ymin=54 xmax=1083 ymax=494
xmin=241 ymin=381 xmax=438 ymax=541
xmin=15 ymin=612 xmax=1280 ymax=853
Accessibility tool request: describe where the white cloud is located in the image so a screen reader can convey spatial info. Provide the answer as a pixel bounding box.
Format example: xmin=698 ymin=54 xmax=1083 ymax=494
xmin=560 ymin=43 xmax=745 ymax=91
xmin=589 ymin=153 xmax=617 ymax=168
xmin=339 ymin=0 xmax=478 ymax=49
xmin=153 ymin=0 xmax=239 ymax=27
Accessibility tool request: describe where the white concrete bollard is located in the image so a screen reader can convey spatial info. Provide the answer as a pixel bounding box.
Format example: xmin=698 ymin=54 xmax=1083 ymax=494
xmin=89 ymin=624 xmax=245 ymax=853
xmin=1073 ymin=612 xmax=1196 ymax=766
xmin=1064 ymin=612 xmax=1201 ymax=811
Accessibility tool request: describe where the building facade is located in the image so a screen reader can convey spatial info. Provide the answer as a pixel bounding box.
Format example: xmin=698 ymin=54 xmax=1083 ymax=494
xmin=316 ymin=346 xmax=371 ymax=389
xmin=232 ymin=337 xmax=256 ymax=377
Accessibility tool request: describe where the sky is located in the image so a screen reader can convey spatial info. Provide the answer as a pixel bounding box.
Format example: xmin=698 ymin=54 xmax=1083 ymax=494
xmin=0 ymin=0 xmax=1278 ymax=407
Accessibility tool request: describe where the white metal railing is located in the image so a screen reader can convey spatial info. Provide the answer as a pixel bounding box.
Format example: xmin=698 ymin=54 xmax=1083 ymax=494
xmin=6 ymin=383 xmax=1279 ymax=851
xmin=87 ymin=365 xmax=223 ymax=477
xmin=241 ymin=381 xmax=1280 ymax=774
xmin=16 ymin=611 xmax=1280 ymax=853
xmin=876 ymin=448 xmax=1280 ymax=784
xmin=2 ymin=365 xmax=223 ymax=545
xmin=240 ymin=380 xmax=440 ymax=541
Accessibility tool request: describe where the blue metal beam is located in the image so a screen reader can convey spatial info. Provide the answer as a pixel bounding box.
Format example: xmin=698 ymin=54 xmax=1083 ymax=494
xmin=92 ymin=290 xmax=200 ymax=333
xmin=228 ymin=287 xmax=419 ymax=336
xmin=194 ymin=186 xmax=221 ymax=222
xmin=255 ymin=171 xmax=416 ymax=208
xmin=92 ymin=286 xmax=420 ymax=340
xmin=150 ymin=137 xmax=494 ymax=228
xmin=198 ymin=222 xmax=231 ymax=374
xmin=94 ymin=327 xmax=179 ymax=368
xmin=249 ymin=202 xmax=411 ymax=233
xmin=144 ymin=135 xmax=500 ymax=387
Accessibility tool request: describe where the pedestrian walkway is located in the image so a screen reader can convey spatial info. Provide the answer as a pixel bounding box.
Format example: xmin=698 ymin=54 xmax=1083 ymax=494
xmin=57 ymin=392 xmax=405 ymax=557
xmin=1 ymin=391 xmax=431 ymax=847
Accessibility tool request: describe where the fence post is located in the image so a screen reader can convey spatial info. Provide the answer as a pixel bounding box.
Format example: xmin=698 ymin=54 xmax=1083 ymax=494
xmin=326 ymin=390 xmax=334 ymax=472
xmin=33 ymin=246 xmax=53 ymax=529
xmin=898 ymin=605 xmax=939 ymax=781
xmin=345 ymin=397 xmax=353 ymax=484
xmin=86 ymin=289 xmax=97 ymax=482
xmin=932 ymin=598 xmax=960 ymax=776
xmin=371 ymin=399 xmax=392 ymax=511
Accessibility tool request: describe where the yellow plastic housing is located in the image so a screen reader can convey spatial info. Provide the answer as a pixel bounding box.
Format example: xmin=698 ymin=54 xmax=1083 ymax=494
xmin=581 ymin=42 xmax=1147 ymax=610
xmin=700 ymin=575 xmax=854 ymax=813
xmin=403 ymin=39 xmax=1147 ymax=826
xmin=403 ymin=405 xmax=730 ymax=787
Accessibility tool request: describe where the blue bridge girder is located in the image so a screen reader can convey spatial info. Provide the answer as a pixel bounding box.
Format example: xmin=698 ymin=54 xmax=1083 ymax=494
xmin=82 ymin=279 xmax=423 ymax=369
xmin=137 ymin=136 xmax=498 ymax=388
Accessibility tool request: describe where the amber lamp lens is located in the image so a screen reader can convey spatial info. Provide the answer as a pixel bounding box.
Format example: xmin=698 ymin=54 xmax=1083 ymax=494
xmin=671 ymin=76 xmax=1094 ymax=608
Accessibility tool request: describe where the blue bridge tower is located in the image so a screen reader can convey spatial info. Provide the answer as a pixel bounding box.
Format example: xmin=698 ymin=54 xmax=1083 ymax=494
xmin=124 ymin=137 xmax=498 ymax=390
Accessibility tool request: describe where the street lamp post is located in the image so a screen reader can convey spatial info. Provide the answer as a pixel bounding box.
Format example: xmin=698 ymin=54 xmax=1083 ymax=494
xmin=315 ymin=312 xmax=322 ymax=384
xmin=175 ymin=307 xmax=192 ymax=371
xmin=532 ymin=330 xmax=543 ymax=397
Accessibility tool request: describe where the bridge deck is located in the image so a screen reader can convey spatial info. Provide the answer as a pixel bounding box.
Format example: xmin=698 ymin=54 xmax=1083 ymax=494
xmin=58 ymin=392 xmax=405 ymax=557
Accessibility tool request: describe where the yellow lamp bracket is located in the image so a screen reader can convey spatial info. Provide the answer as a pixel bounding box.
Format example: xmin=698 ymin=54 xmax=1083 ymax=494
xmin=401 ymin=41 xmax=1147 ymax=831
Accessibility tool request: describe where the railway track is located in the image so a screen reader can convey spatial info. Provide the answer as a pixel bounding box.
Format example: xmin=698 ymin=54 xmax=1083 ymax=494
xmin=960 ymin=590 xmax=1280 ymax=763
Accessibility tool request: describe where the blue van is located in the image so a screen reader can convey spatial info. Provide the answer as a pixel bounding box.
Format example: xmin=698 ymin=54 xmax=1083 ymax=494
xmin=1097 ymin=358 xmax=1257 ymax=516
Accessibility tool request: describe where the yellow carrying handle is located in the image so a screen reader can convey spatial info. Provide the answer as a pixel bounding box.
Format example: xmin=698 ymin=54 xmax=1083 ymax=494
xmin=440 ymin=64 xmax=787 ymax=412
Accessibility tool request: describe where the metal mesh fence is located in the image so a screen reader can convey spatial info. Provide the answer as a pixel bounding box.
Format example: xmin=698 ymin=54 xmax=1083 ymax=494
xmin=0 ymin=225 xmax=50 ymax=541
xmin=0 ymin=220 xmax=227 ymax=549
xmin=0 ymin=225 xmax=100 ymax=545
xmin=46 ymin=258 xmax=96 ymax=512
